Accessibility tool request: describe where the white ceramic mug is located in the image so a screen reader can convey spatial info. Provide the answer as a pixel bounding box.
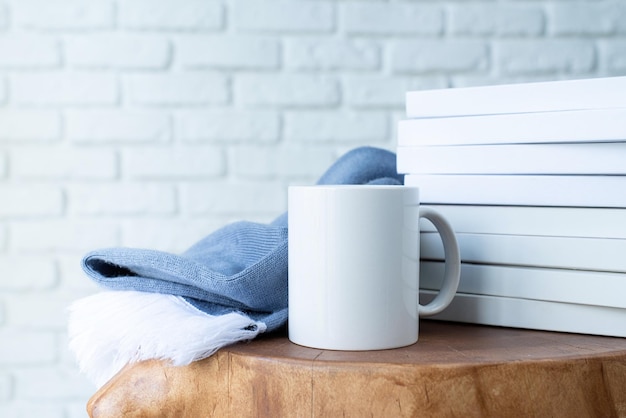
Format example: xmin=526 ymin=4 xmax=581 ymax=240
xmin=288 ymin=185 xmax=460 ymax=351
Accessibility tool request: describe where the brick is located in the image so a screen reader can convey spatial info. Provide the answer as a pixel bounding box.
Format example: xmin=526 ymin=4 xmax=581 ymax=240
xmin=235 ymin=74 xmax=339 ymax=107
xmin=56 ymin=255 xmax=100 ymax=291
xmin=0 ymin=257 xmax=57 ymax=291
xmin=176 ymin=109 xmax=279 ymax=143
xmin=0 ymin=77 xmax=5 ymax=104
xmin=121 ymin=219 xmax=228 ymax=252
xmin=450 ymin=3 xmax=544 ymax=36
xmin=120 ymin=0 xmax=223 ymax=30
xmin=0 ymin=110 xmax=61 ymax=142
xmin=343 ymin=75 xmax=447 ymax=108
xmin=0 ymin=185 xmax=63 ymax=218
xmin=495 ymin=40 xmax=596 ymax=75
xmin=13 ymin=0 xmax=114 ymax=30
xmin=11 ymin=148 xmax=117 ymax=180
xmin=229 ymin=146 xmax=337 ymax=180
xmin=65 ymin=34 xmax=170 ymax=69
xmin=67 ymin=183 xmax=177 ymax=216
xmin=66 ymin=109 xmax=170 ymax=143
xmin=123 ymin=146 xmax=225 ymax=179
xmin=285 ymin=39 xmax=380 ymax=71
xmin=183 ymin=181 xmax=285 ymax=215
xmin=0 ymin=3 xmax=7 ymax=29
xmin=66 ymin=402 xmax=95 ymax=418
xmin=0 ymin=403 xmax=64 ymax=418
xmin=232 ymin=0 xmax=334 ymax=32
xmin=177 ymin=35 xmax=279 ymax=70
xmin=0 ymin=35 xmax=60 ymax=68
xmin=0 ymin=330 xmax=57 ymax=364
xmin=599 ymin=40 xmax=626 ymax=72
xmin=57 ymin=331 xmax=76 ymax=366
xmin=284 ymin=110 xmax=388 ymax=142
xmin=10 ymin=220 xmax=119 ymax=252
xmin=3 ymin=291 xmax=86 ymax=330
xmin=391 ymin=40 xmax=489 ymax=74
xmin=0 ymin=152 xmax=6 ymax=178
xmin=0 ymin=373 xmax=11 ymax=401
xmin=550 ymin=2 xmax=626 ymax=35
xmin=14 ymin=366 xmax=95 ymax=399
xmin=450 ymin=74 xmax=553 ymax=89
xmin=0 ymin=224 xmax=6 ymax=251
xmin=11 ymin=73 xmax=118 ymax=106
xmin=341 ymin=2 xmax=442 ymax=35
xmin=127 ymin=73 xmax=228 ymax=105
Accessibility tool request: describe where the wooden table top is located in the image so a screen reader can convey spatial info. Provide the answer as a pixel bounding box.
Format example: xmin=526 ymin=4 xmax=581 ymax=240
xmin=230 ymin=320 xmax=626 ymax=364
xmin=88 ymin=321 xmax=626 ymax=418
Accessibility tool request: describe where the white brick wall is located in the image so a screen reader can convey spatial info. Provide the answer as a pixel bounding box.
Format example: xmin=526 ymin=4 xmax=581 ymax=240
xmin=1 ymin=0 xmax=625 ymax=416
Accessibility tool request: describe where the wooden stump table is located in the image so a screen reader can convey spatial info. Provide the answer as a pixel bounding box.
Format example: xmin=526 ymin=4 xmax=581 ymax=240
xmin=88 ymin=321 xmax=626 ymax=417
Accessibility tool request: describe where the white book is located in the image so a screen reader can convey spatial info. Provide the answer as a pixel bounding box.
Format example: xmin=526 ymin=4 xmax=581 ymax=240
xmin=419 ymin=205 xmax=626 ymax=239
xmin=397 ymin=143 xmax=626 ymax=175
xmin=405 ymin=174 xmax=626 ymax=208
xmin=406 ymin=76 xmax=626 ymax=118
xmin=420 ymin=261 xmax=626 ymax=309
xmin=420 ymin=232 xmax=626 ymax=273
xmin=420 ymin=291 xmax=626 ymax=338
xmin=398 ymin=108 xmax=626 ymax=146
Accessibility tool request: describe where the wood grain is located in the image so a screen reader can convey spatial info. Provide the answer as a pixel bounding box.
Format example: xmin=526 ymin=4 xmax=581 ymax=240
xmin=87 ymin=321 xmax=626 ymax=417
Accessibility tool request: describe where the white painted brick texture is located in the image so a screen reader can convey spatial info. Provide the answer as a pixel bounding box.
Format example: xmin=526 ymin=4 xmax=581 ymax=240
xmin=0 ymin=153 xmax=6 ymax=178
xmin=285 ymin=39 xmax=380 ymax=71
xmin=0 ymin=185 xmax=63 ymax=218
xmin=549 ymin=2 xmax=626 ymax=35
xmin=0 ymin=35 xmax=60 ymax=69
xmin=231 ymin=0 xmax=334 ymax=33
xmin=0 ymin=110 xmax=61 ymax=142
xmin=1 ymin=0 xmax=626 ymax=414
xmin=0 ymin=4 xmax=7 ymax=29
xmin=123 ymin=146 xmax=225 ymax=179
xmin=284 ymin=110 xmax=388 ymax=143
xmin=126 ymin=73 xmax=229 ymax=105
xmin=177 ymin=35 xmax=280 ymax=70
xmin=391 ymin=40 xmax=489 ymax=74
xmin=341 ymin=3 xmax=443 ymax=36
xmin=12 ymin=0 xmax=114 ymax=30
xmin=119 ymin=0 xmax=223 ymax=30
xmin=12 ymin=73 xmax=118 ymax=106
xmin=599 ymin=40 xmax=626 ymax=72
xmin=235 ymin=74 xmax=340 ymax=107
xmin=65 ymin=35 xmax=171 ymax=70
xmin=449 ymin=4 xmax=545 ymax=37
xmin=176 ymin=109 xmax=280 ymax=143
xmin=66 ymin=109 xmax=171 ymax=143
xmin=11 ymin=148 xmax=117 ymax=180
xmin=0 ymin=78 xmax=6 ymax=104
xmin=0 ymin=330 xmax=57 ymax=365
xmin=495 ymin=39 xmax=596 ymax=75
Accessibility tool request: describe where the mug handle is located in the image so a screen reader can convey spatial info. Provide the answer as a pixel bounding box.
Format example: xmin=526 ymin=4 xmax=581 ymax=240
xmin=417 ymin=208 xmax=461 ymax=317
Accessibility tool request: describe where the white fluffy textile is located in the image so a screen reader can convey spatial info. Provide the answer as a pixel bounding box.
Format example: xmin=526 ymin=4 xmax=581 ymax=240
xmin=67 ymin=290 xmax=266 ymax=388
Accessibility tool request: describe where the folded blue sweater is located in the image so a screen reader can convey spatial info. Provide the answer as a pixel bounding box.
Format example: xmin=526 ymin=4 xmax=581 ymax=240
xmin=81 ymin=146 xmax=403 ymax=332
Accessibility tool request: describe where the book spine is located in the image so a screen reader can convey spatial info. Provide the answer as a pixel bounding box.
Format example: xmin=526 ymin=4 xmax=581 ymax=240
xmin=420 ymin=291 xmax=626 ymax=338
xmin=405 ymin=76 xmax=626 ymax=118
xmin=405 ymin=174 xmax=626 ymax=208
xmin=420 ymin=261 xmax=626 ymax=309
xmin=399 ymin=108 xmax=626 ymax=146
xmin=420 ymin=232 xmax=626 ymax=273
xmin=419 ymin=205 xmax=626 ymax=239
xmin=397 ymin=143 xmax=626 ymax=175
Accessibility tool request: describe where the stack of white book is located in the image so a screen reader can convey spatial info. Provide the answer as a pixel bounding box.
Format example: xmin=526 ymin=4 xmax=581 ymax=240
xmin=398 ymin=76 xmax=626 ymax=337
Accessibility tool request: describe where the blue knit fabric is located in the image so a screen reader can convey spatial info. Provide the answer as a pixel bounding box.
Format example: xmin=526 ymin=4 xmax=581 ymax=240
xmin=81 ymin=147 xmax=403 ymax=332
